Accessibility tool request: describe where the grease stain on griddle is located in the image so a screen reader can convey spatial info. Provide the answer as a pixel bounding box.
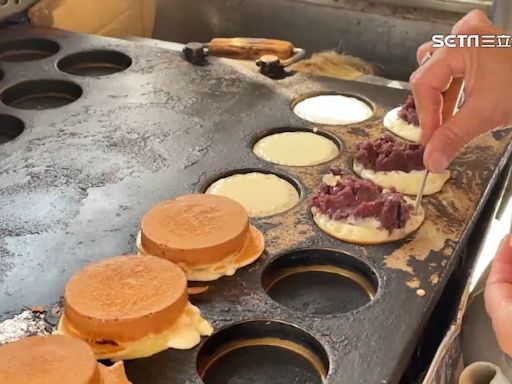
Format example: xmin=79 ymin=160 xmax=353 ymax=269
xmin=384 ymin=131 xmax=512 ymax=285
xmin=260 ymin=203 xmax=316 ymax=255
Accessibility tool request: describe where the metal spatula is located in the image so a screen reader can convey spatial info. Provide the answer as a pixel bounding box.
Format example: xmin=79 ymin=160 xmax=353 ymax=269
xmin=0 ymin=0 xmax=39 ymax=22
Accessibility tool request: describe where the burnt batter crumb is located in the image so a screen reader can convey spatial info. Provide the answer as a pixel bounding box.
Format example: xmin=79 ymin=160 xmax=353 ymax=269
xmin=329 ymin=165 xmax=350 ymax=176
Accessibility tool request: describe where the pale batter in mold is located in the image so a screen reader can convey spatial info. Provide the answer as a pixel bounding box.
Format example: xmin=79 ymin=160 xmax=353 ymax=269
xmin=293 ymin=94 xmax=373 ymax=125
xmin=353 ymin=160 xmax=451 ymax=195
xmin=206 ymin=172 xmax=300 ymax=217
xmin=253 ymin=131 xmax=339 ymax=166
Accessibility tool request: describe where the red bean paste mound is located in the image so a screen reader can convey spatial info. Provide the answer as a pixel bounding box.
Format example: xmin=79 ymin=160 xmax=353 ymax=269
xmin=354 ymin=134 xmax=424 ymax=172
xmin=397 ymin=95 xmax=419 ymax=126
xmin=311 ymin=176 xmax=411 ymax=231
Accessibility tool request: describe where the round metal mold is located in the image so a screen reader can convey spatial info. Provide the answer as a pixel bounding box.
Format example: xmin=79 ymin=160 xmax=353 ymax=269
xmin=251 ymin=127 xmax=343 ymax=167
xmin=262 ymin=248 xmax=378 ymax=315
xmin=0 ymin=38 xmax=60 ymax=62
xmin=0 ymin=114 xmax=24 ymax=144
xmin=197 ymin=320 xmax=329 ymax=384
xmin=1 ymin=80 xmax=83 ymax=110
xmin=202 ymin=168 xmax=304 ymax=218
xmin=57 ymin=50 xmax=132 ymax=77
xmin=291 ymin=92 xmax=375 ymax=125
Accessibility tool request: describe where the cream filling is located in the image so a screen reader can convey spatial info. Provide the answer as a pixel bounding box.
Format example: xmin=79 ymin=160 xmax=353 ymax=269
xmin=205 ymin=172 xmax=299 ymax=217
xmin=136 ymin=231 xmax=261 ymax=282
xmin=253 ymin=131 xmax=339 ymax=166
xmin=312 ymin=197 xmax=424 ymax=244
xmin=352 ymin=160 xmax=450 ymax=195
xmin=322 ymin=173 xmax=343 ymax=187
xmin=383 ymin=107 xmax=420 ymax=142
xmin=57 ymin=303 xmax=213 ymax=361
xmin=99 ymin=362 xmax=132 ymax=384
xmin=293 ymin=95 xmax=373 ymax=125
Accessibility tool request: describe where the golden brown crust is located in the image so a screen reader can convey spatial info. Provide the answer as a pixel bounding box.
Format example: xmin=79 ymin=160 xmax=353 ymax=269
xmin=234 ymin=225 xmax=265 ymax=266
xmin=64 ymin=255 xmax=188 ymax=342
xmin=141 ymin=194 xmax=249 ymax=266
xmin=0 ymin=335 xmax=101 ymax=384
xmin=138 ymin=223 xmax=264 ymax=281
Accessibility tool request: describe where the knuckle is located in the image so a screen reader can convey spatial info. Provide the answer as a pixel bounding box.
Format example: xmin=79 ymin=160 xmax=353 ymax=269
xmin=409 ymin=71 xmax=423 ymax=88
xmin=453 ymin=10 xmax=489 ymax=35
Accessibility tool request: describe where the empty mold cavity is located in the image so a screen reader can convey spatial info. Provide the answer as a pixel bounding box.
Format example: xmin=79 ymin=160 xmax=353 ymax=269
xmin=262 ymin=249 xmax=378 ymax=315
xmin=1 ymin=80 xmax=82 ymax=110
xmin=292 ymin=93 xmax=373 ymax=125
xmin=0 ymin=38 xmax=59 ymax=62
xmin=204 ymin=169 xmax=302 ymax=218
xmin=0 ymin=114 xmax=24 ymax=144
xmin=197 ymin=320 xmax=329 ymax=384
xmin=58 ymin=50 xmax=132 ymax=76
xmin=252 ymin=127 xmax=341 ymax=166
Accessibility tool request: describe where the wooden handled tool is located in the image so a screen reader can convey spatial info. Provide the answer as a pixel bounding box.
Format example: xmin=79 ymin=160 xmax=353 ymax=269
xmin=207 ymin=38 xmax=294 ymax=60
xmin=415 ymin=76 xmax=465 ymax=210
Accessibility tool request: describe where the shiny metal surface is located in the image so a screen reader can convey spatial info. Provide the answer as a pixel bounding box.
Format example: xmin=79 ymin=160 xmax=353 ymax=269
xmin=422 ymin=156 xmax=512 ymax=384
xmin=153 ymin=0 xmax=480 ymax=80
xmin=297 ymin=0 xmax=489 ymax=13
xmin=492 ymin=0 xmax=512 ymax=29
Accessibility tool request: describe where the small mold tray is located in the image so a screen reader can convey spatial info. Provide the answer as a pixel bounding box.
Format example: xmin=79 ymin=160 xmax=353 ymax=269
xmin=0 ymin=114 xmax=24 ymax=144
xmin=0 ymin=38 xmax=59 ymax=62
xmin=197 ymin=320 xmax=329 ymax=384
xmin=262 ymin=249 xmax=377 ymax=315
xmin=1 ymin=80 xmax=82 ymax=110
xmin=57 ymin=50 xmax=132 ymax=77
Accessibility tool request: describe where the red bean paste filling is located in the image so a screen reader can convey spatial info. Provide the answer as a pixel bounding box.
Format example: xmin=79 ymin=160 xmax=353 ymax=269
xmin=397 ymin=95 xmax=419 ymax=126
xmin=311 ymin=176 xmax=411 ymax=231
xmin=354 ymin=134 xmax=425 ymax=172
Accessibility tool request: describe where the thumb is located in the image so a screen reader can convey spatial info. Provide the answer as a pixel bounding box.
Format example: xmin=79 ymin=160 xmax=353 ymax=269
xmin=423 ymin=99 xmax=494 ymax=172
xmin=485 ymin=235 xmax=512 ymax=357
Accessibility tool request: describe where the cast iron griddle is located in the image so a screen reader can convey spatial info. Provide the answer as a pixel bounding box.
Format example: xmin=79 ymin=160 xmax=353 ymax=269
xmin=0 ymin=26 xmax=511 ymax=384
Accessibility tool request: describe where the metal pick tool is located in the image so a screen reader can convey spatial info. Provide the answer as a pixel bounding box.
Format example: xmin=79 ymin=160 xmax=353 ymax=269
xmin=0 ymin=0 xmax=39 ymax=22
xmin=415 ymin=170 xmax=429 ymax=211
xmin=414 ymin=51 xmax=433 ymax=212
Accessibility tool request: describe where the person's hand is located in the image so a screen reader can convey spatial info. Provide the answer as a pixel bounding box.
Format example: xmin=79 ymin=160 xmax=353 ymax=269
xmin=485 ymin=235 xmax=512 ymax=357
xmin=410 ymin=10 xmax=512 ymax=172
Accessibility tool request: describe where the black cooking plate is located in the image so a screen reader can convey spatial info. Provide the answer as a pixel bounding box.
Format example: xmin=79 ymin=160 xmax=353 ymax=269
xmin=0 ymin=26 xmax=511 ymax=384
